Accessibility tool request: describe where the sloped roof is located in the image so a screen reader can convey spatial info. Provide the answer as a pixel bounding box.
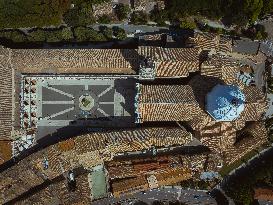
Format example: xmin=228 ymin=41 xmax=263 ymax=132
xmin=0 ymin=126 xmax=192 ymax=204
xmin=138 ymin=84 xmax=205 ymax=122
xmin=223 ymin=122 xmax=267 ymax=165
xmin=138 ymin=46 xmax=200 ymax=78
xmin=139 ymin=85 xmax=197 ymax=103
xmin=0 ymin=47 xmax=13 ymax=140
xmin=188 ymin=32 xmax=232 ymax=53
xmin=254 ymin=188 xmax=273 ymax=201
xmin=11 ymin=49 xmax=139 ymax=74
xmin=200 ymin=54 xmax=239 ymax=84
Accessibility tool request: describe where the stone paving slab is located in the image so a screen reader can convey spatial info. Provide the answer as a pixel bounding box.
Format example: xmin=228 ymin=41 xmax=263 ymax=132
xmin=21 ymin=75 xmax=136 ymax=139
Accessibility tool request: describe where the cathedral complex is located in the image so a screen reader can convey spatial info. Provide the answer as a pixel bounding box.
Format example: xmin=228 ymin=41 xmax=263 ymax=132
xmin=0 ymin=32 xmax=269 ymax=204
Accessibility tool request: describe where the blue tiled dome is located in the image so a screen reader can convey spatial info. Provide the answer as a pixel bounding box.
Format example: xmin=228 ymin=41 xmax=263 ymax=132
xmin=206 ymin=84 xmax=245 ymax=121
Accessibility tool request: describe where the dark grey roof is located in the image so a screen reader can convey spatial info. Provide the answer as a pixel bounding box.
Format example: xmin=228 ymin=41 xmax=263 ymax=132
xmin=232 ymin=39 xmax=260 ymax=55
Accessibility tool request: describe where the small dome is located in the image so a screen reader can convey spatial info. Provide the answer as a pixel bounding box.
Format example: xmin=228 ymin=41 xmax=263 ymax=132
xmin=206 ymin=84 xmax=245 ymax=121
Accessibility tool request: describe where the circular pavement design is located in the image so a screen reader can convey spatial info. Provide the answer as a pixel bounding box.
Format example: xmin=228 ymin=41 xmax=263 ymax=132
xmin=79 ymin=94 xmax=95 ymax=111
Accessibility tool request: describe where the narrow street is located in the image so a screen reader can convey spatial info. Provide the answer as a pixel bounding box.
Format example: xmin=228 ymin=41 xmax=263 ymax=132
xmin=92 ymin=187 xmax=217 ymax=205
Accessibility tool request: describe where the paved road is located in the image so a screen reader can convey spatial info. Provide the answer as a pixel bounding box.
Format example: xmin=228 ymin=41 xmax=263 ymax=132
xmin=93 ymin=187 xmax=217 ymax=205
xmin=260 ymin=41 xmax=273 ymax=57
xmin=266 ymin=93 xmax=273 ymax=118
xmin=260 ymin=40 xmax=273 ymax=118
xmin=254 ymin=62 xmax=266 ymax=89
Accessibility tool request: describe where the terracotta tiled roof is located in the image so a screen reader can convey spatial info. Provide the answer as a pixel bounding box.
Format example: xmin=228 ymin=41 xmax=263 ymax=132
xmin=138 ymin=84 xmax=204 ymax=122
xmin=199 ymin=121 xmax=237 ymax=153
xmin=219 ymin=36 xmax=233 ymax=53
xmin=154 ymin=167 xmax=192 ymax=187
xmin=156 ymin=47 xmax=199 ymax=61
xmin=140 ymin=85 xmax=197 ymax=103
xmin=111 ymin=176 xmax=149 ymax=197
xmin=58 ymin=138 xmax=75 ymax=152
xmin=243 ymin=86 xmax=265 ymax=103
xmin=189 ymin=32 xmax=232 ymax=53
xmin=238 ymin=87 xmax=268 ymax=121
xmin=141 ymin=34 xmax=163 ymax=41
xmin=106 ymin=156 xmax=179 ymax=179
xmin=0 ymin=140 xmax=12 ymax=165
xmin=13 ymin=173 xmax=92 ymax=205
xmin=156 ymin=60 xmax=199 ymax=77
xmin=223 ymin=122 xmax=267 ymax=165
xmin=201 ymin=54 xmax=239 ymax=84
xmin=0 ymin=47 xmax=13 ymax=140
xmin=11 ymin=49 xmax=139 ymax=74
xmin=12 ymin=47 xmax=200 ymax=77
xmin=74 ymin=127 xmax=192 ymax=154
xmin=138 ymin=46 xmax=200 ymax=77
xmin=139 ymin=103 xmax=203 ymax=122
xmin=254 ymin=188 xmax=273 ymax=201
xmin=0 ymin=127 xmax=191 ymax=204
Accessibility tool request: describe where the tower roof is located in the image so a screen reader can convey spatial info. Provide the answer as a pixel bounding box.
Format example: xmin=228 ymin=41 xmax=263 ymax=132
xmin=206 ymin=84 xmax=245 ymax=121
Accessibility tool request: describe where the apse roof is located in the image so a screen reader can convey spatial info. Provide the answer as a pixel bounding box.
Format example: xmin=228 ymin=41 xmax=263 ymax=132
xmin=206 ymin=84 xmax=245 ymax=121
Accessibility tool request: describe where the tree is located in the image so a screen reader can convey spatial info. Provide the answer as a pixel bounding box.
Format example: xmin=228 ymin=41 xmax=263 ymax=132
xmin=0 ymin=0 xmax=70 ymax=29
xmin=245 ymin=0 xmax=264 ymax=23
xmin=73 ymin=27 xmax=106 ymax=42
xmin=60 ymin=27 xmax=74 ymax=41
xmin=99 ymin=26 xmax=113 ymax=40
xmin=64 ymin=4 xmax=96 ymax=27
xmin=268 ymin=130 xmax=273 ymax=142
xmin=266 ymin=117 xmax=273 ymax=129
xmin=261 ymin=0 xmax=273 ymax=15
xmin=114 ymin=3 xmax=130 ymax=21
xmin=27 ymin=29 xmax=47 ymax=42
xmin=255 ymin=31 xmax=263 ymax=40
xmin=165 ymin=0 xmax=224 ymax=21
xmin=89 ymin=0 xmax=111 ymax=3
xmin=180 ymin=20 xmax=197 ymax=30
xmin=97 ymin=15 xmax=112 ymax=24
xmin=242 ymin=24 xmax=268 ymax=40
xmin=113 ymin=26 xmax=127 ymax=40
xmin=9 ymin=30 xmax=28 ymax=42
xmin=130 ymin=11 xmax=148 ymax=25
xmin=74 ymin=27 xmax=90 ymax=41
xmin=150 ymin=6 xmax=168 ymax=26
xmin=0 ymin=30 xmax=27 ymax=42
xmin=45 ymin=30 xmax=62 ymax=43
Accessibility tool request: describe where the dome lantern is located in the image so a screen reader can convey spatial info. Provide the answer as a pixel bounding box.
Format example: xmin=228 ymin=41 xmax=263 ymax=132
xmin=206 ymin=84 xmax=245 ymax=121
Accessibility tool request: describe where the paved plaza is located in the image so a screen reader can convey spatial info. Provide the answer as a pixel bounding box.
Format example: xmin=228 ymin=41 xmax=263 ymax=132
xmin=21 ymin=75 xmax=136 ymax=139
